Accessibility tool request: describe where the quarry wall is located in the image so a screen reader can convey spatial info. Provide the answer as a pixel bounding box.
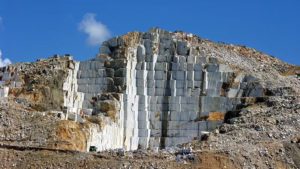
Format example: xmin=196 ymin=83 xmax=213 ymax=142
xmin=0 ymin=29 xmax=266 ymax=152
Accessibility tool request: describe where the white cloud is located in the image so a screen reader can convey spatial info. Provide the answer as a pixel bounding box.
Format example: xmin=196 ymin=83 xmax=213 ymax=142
xmin=79 ymin=13 xmax=111 ymax=46
xmin=0 ymin=50 xmax=12 ymax=67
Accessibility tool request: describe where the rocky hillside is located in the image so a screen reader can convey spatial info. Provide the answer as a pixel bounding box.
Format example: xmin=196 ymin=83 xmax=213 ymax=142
xmin=0 ymin=28 xmax=299 ymax=169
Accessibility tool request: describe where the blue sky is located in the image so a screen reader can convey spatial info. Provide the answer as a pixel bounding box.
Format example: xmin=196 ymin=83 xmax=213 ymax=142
xmin=0 ymin=0 xmax=299 ymax=65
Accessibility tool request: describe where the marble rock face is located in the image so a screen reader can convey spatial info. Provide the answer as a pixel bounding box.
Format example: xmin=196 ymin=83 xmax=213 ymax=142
xmin=75 ymin=29 xmax=265 ymax=151
xmin=0 ymin=29 xmax=266 ymax=152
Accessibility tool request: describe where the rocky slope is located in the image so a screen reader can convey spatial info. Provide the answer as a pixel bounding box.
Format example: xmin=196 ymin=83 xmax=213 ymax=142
xmin=0 ymin=28 xmax=299 ymax=169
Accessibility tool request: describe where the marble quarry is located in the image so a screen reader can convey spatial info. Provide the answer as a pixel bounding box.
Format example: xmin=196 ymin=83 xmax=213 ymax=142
xmin=0 ymin=28 xmax=266 ymax=152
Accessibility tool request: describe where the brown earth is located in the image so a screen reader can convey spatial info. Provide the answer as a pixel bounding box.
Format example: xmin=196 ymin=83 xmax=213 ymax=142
xmin=207 ymin=112 xmax=225 ymax=121
xmin=0 ymin=147 xmax=239 ymax=169
xmin=47 ymin=120 xmax=89 ymax=152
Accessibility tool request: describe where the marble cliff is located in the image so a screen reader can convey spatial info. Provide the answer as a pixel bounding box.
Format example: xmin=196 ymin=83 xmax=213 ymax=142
xmin=0 ymin=28 xmax=298 ymax=152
